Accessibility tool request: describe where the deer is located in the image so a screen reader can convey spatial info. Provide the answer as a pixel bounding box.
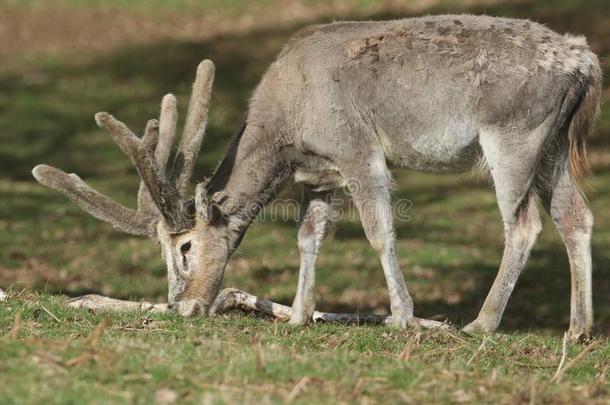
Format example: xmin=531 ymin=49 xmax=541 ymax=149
xmin=31 ymin=14 xmax=601 ymax=341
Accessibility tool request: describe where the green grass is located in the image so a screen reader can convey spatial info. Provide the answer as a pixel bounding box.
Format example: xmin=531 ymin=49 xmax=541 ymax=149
xmin=1 ymin=0 xmax=610 ymax=403
xmin=1 ymin=293 xmax=609 ymax=403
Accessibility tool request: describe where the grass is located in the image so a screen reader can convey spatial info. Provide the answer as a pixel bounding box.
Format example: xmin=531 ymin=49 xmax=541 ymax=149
xmin=1 ymin=293 xmax=609 ymax=403
xmin=1 ymin=0 xmax=610 ymax=403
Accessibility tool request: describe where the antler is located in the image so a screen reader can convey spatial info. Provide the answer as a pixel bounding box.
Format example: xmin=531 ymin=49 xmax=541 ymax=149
xmin=32 ymin=164 xmax=157 ymax=237
xmin=32 ymin=60 xmax=215 ymax=237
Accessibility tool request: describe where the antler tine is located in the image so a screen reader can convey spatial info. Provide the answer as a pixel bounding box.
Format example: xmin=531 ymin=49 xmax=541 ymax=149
xmin=157 ymin=94 xmax=178 ymax=168
xmin=94 ymin=112 xmax=141 ymax=167
xmin=173 ymin=60 xmax=215 ymax=195
xmin=96 ymin=112 xmax=192 ymax=232
xmin=139 ymin=119 xmax=193 ymax=231
xmin=32 ymin=164 xmax=155 ymax=237
xmin=137 ymin=94 xmax=178 ymax=216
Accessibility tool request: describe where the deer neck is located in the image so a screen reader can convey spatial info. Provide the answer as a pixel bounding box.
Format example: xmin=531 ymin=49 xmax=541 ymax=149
xmin=207 ymin=122 xmax=293 ymax=246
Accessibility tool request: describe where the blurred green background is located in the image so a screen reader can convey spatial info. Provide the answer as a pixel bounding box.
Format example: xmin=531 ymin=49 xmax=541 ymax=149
xmin=1 ymin=0 xmax=609 ymax=333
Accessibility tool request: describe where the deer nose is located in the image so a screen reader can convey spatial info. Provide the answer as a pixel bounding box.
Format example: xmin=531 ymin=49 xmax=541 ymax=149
xmin=168 ymin=300 xmax=209 ymax=316
xmin=168 ymin=288 xmax=184 ymax=304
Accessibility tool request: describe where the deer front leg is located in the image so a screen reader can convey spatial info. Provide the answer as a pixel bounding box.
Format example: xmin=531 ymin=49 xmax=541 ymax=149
xmin=347 ymin=162 xmax=418 ymax=329
xmin=289 ymin=188 xmax=333 ymax=325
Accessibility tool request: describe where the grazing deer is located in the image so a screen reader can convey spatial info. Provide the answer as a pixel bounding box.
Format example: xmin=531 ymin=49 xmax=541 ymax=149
xmin=33 ymin=15 xmax=601 ymax=339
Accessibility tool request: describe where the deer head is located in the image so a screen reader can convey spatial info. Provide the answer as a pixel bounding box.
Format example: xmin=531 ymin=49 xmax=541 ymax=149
xmin=32 ymin=60 xmax=230 ymax=316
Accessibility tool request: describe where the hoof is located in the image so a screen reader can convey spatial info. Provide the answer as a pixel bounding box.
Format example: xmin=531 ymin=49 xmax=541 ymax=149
xmin=462 ymin=319 xmax=496 ymax=334
xmin=385 ymin=314 xmax=412 ymax=328
xmin=385 ymin=315 xmax=450 ymax=330
xmin=288 ymin=301 xmax=314 ymax=326
xmin=413 ymin=317 xmax=452 ymax=330
xmin=168 ymin=300 xmax=209 ymax=317
xmin=288 ymin=312 xmax=313 ymax=326
xmin=567 ymin=328 xmax=592 ymax=344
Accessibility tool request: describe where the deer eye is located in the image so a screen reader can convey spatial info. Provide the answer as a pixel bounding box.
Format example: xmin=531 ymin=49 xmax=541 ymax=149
xmin=180 ymin=242 xmax=192 ymax=255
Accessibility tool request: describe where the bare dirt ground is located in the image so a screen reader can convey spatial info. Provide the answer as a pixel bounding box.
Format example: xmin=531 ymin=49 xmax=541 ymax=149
xmin=0 ymin=0 xmax=445 ymax=59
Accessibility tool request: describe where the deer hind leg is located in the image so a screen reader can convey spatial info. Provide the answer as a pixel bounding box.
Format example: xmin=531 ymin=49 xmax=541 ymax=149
xmin=540 ymin=168 xmax=593 ymax=341
xmin=289 ymin=188 xmax=333 ymax=325
xmin=464 ymin=131 xmax=543 ymax=333
xmin=463 ymin=193 xmax=542 ymax=332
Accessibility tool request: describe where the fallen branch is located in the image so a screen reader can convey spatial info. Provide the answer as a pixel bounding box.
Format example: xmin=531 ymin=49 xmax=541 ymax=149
xmin=67 ymin=288 xmax=450 ymax=329
xmin=66 ymin=295 xmax=169 ymax=313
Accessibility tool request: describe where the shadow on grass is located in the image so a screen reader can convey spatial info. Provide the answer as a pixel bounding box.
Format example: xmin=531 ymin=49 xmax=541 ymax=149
xmin=2 ymin=0 xmax=610 ymax=335
xmin=412 ymin=243 xmax=610 ymax=335
xmin=241 ymin=233 xmax=610 ymax=335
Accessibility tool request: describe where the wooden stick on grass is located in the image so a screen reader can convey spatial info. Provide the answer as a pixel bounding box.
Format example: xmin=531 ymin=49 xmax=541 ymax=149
xmin=66 ymin=288 xmax=450 ymax=329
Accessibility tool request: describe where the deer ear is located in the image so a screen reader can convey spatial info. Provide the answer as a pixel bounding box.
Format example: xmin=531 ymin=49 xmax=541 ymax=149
xmin=212 ymin=190 xmax=241 ymax=216
xmin=195 ymin=184 xmax=224 ymax=224
xmin=211 ymin=191 xmax=228 ymax=205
